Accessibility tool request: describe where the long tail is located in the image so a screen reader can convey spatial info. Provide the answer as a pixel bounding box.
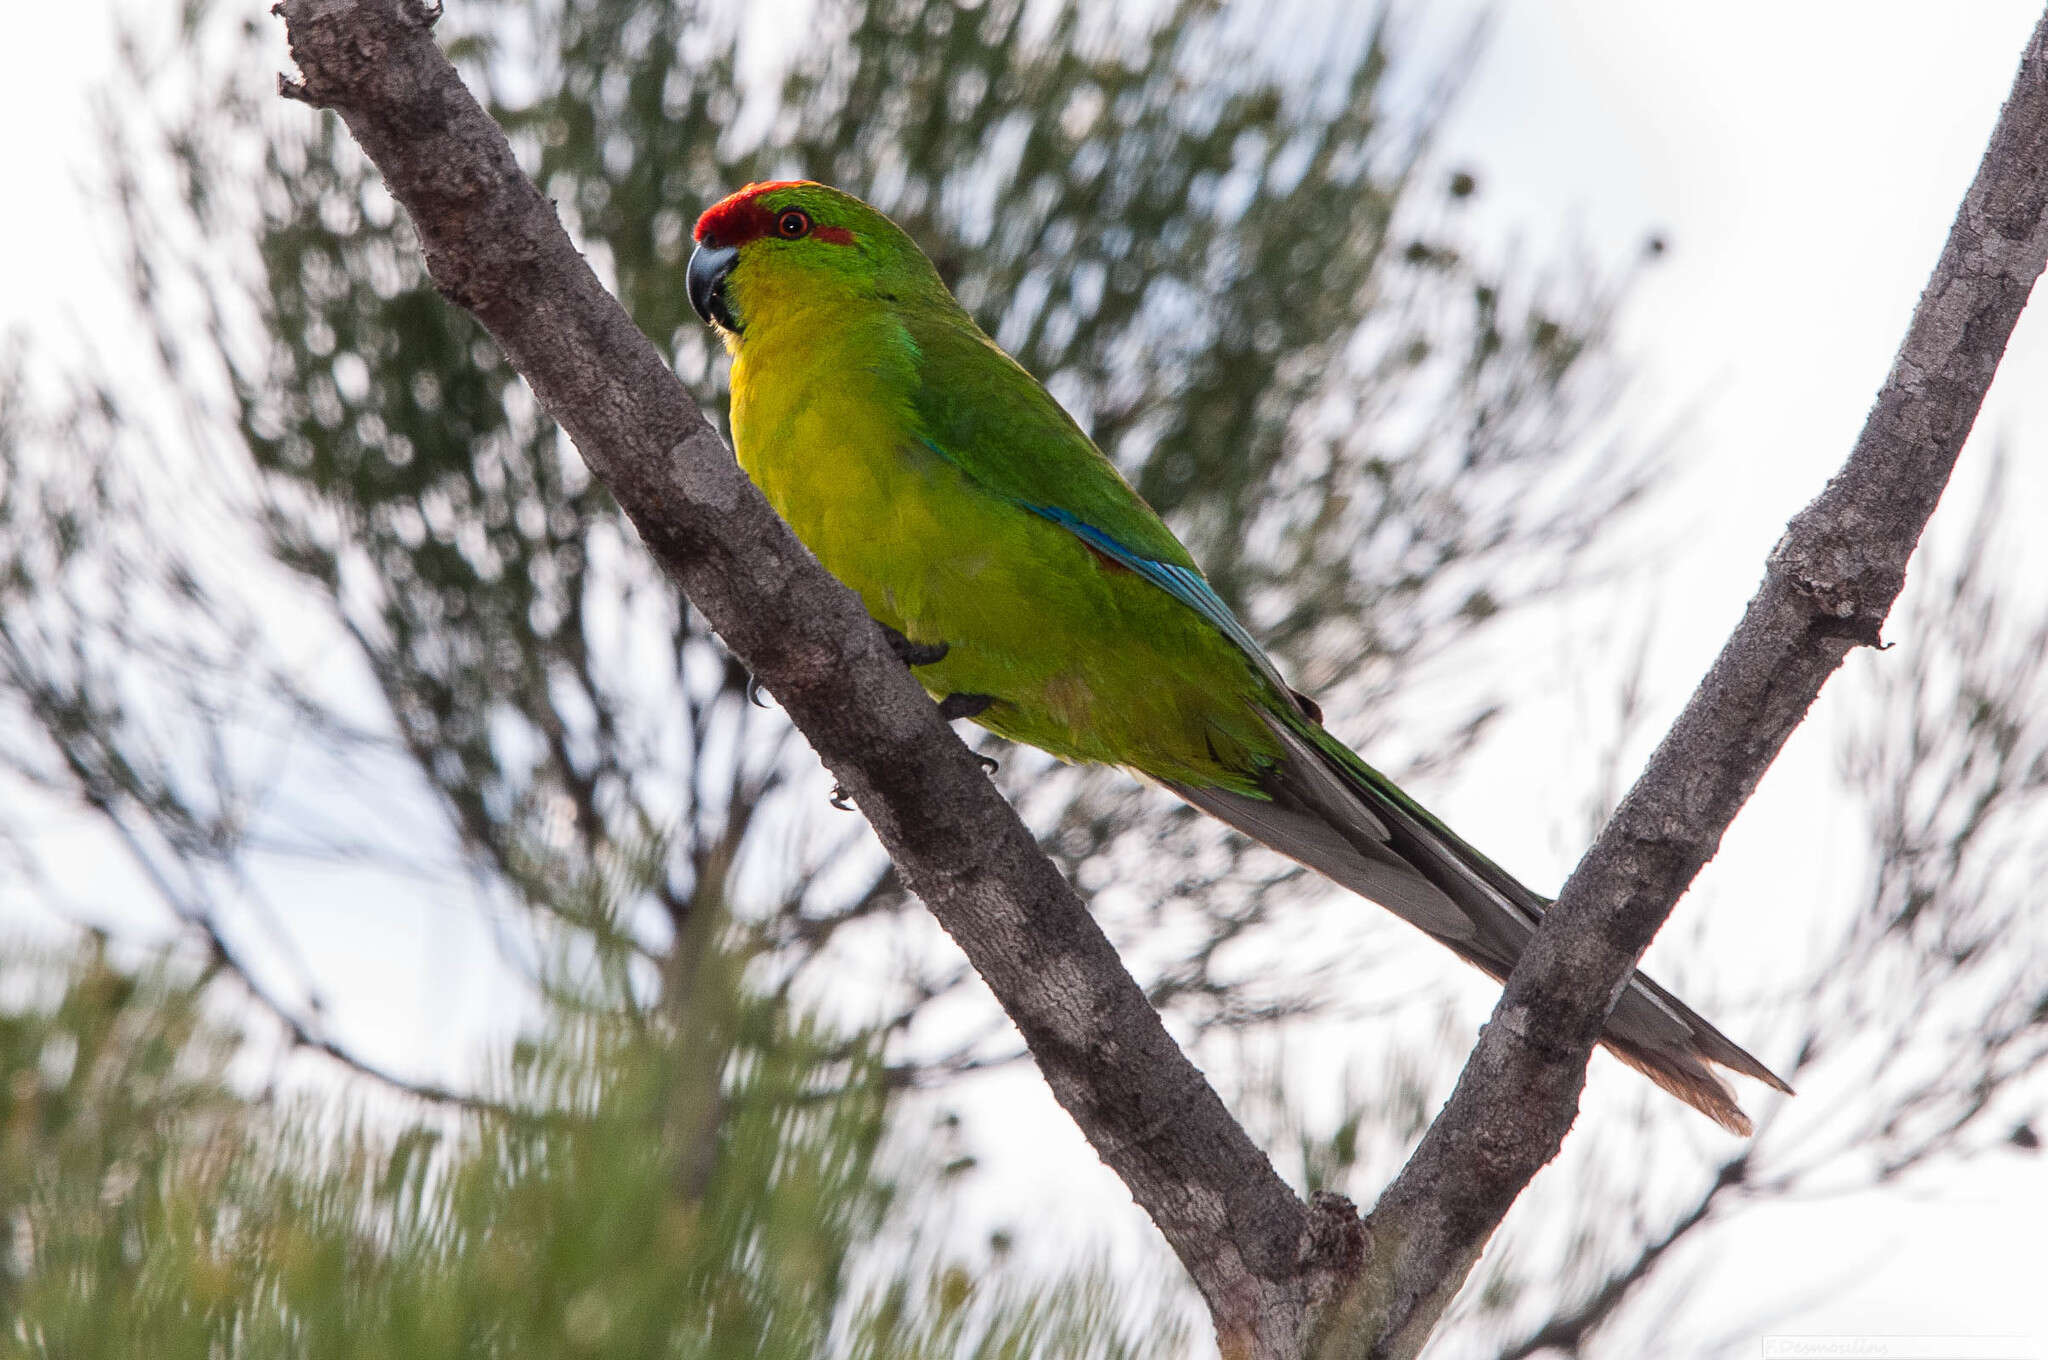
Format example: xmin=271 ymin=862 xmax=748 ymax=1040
xmin=1163 ymin=709 xmax=1792 ymax=1134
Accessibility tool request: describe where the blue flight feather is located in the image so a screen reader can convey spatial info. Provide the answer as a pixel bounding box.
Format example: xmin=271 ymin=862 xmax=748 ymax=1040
xmin=1025 ymin=504 xmax=1296 ymax=701
xmin=912 ymin=434 xmax=1293 ymax=699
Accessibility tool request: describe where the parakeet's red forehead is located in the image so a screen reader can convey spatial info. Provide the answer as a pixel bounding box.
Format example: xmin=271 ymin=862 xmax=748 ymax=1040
xmin=694 ymin=181 xmax=811 ymax=245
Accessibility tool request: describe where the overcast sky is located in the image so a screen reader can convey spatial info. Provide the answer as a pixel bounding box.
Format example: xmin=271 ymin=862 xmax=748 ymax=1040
xmin=3 ymin=0 xmax=2044 ymax=1350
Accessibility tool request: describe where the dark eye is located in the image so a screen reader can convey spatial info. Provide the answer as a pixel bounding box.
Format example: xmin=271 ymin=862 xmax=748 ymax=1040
xmin=775 ymin=209 xmax=811 ymax=239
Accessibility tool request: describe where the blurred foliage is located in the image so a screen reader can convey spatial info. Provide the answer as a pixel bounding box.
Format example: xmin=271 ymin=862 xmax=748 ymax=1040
xmin=90 ymin=0 xmax=1648 ymax=1064
xmin=0 ymin=936 xmax=248 ymax=1333
xmin=0 ymin=923 xmax=1186 ymax=1359
xmin=38 ymin=0 xmax=2048 ymax=1354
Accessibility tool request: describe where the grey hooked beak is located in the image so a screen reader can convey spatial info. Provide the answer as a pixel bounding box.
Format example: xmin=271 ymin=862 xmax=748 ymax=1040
xmin=687 ymin=241 xmax=739 ymax=331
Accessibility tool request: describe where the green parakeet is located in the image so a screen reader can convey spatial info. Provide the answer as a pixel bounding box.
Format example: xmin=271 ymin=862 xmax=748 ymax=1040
xmin=687 ymin=180 xmax=1790 ymax=1133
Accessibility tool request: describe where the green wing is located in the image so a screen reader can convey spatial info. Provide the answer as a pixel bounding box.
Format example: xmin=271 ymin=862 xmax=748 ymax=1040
xmin=903 ymin=311 xmax=1193 ymax=561
xmin=903 ymin=309 xmax=1295 ymax=698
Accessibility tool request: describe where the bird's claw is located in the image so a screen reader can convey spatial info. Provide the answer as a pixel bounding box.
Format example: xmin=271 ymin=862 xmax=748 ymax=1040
xmin=1289 ymin=687 xmax=1323 ymax=723
xmin=829 ymin=782 xmax=855 ymax=811
xmin=975 ymin=753 xmax=999 ymax=776
xmin=747 ymin=673 xmax=772 ymax=708
xmin=879 ymin=622 xmax=949 ymax=667
xmin=937 ymin=692 xmax=993 ymax=721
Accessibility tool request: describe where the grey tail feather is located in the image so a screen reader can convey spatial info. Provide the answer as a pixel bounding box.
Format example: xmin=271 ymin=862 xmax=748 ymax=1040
xmin=1162 ymin=716 xmax=1792 ymax=1135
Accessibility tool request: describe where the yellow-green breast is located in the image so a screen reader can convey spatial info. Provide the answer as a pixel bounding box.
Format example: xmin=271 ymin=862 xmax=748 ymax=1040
xmin=726 ymin=301 xmax=1279 ymax=791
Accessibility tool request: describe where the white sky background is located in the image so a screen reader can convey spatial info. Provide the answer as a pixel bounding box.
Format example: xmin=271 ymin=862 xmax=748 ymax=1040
xmin=3 ymin=0 xmax=2046 ymax=1350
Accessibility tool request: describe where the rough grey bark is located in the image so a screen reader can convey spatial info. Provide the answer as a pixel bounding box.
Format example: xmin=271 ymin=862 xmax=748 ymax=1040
xmin=1341 ymin=11 xmax=2048 ymax=1356
xmin=270 ymin=1 xmax=2048 ymax=1356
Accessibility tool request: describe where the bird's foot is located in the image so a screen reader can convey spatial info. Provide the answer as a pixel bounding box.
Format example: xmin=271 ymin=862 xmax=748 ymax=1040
xmin=879 ymin=622 xmax=949 ymax=667
xmin=829 ymin=782 xmax=855 ymax=811
xmin=974 ymin=753 xmax=999 ymax=776
xmin=937 ymin=692 xmax=993 ymax=721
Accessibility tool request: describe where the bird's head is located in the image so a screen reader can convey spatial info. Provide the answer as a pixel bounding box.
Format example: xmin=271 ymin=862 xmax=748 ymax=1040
xmin=688 ymin=181 xmax=940 ymax=345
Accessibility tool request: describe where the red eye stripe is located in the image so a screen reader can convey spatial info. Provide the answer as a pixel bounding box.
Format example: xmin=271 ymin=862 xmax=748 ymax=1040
xmin=693 ymin=181 xmax=855 ymax=247
xmin=691 ymin=187 xmax=777 ymax=246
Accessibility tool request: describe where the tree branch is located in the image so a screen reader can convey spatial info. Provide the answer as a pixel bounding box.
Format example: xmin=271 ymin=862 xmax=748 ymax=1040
xmin=1344 ymin=13 xmax=2048 ymax=1355
xmin=270 ymin=1 xmax=1357 ymax=1354
xmin=270 ymin=2 xmax=2048 ymax=1354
